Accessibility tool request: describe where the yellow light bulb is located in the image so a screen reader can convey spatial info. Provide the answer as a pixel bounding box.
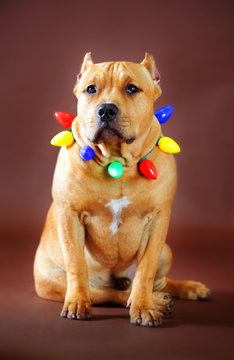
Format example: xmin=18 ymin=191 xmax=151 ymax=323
xmin=157 ymin=137 xmax=181 ymax=153
xmin=50 ymin=131 xmax=74 ymax=147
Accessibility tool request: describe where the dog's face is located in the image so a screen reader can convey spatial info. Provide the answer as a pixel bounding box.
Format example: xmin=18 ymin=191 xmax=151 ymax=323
xmin=73 ymin=53 xmax=161 ymax=148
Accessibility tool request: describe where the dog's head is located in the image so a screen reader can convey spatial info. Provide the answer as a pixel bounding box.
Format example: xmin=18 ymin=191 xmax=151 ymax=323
xmin=72 ymin=53 xmax=161 ymax=161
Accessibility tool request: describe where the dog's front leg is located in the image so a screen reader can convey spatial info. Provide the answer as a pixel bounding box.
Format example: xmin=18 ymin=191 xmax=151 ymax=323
xmin=56 ymin=204 xmax=91 ymax=320
xmin=128 ymin=208 xmax=171 ymax=327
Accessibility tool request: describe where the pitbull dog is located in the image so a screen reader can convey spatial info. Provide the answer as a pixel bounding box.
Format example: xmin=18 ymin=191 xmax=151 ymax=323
xmin=34 ymin=53 xmax=210 ymax=327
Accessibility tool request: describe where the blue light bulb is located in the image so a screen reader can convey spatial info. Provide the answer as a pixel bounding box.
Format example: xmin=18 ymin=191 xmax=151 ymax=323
xmin=80 ymin=145 xmax=95 ymax=161
xmin=154 ymin=105 xmax=174 ymax=124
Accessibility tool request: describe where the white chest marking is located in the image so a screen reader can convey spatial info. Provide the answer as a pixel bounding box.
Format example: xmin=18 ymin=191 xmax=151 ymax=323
xmin=105 ymin=196 xmax=131 ymax=235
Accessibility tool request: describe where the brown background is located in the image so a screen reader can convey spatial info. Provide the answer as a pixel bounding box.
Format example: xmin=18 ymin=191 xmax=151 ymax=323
xmin=0 ymin=0 xmax=234 ymax=359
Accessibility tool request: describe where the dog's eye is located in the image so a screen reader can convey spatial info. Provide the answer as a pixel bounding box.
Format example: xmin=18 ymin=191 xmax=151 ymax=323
xmin=86 ymin=85 xmax=97 ymax=95
xmin=126 ymin=84 xmax=140 ymax=95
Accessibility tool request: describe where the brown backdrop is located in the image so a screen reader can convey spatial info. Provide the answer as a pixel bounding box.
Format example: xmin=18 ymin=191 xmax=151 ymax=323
xmin=0 ymin=0 xmax=234 ymax=359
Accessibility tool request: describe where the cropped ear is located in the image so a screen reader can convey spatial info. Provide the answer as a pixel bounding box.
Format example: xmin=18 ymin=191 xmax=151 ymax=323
xmin=141 ymin=53 xmax=161 ymax=96
xmin=80 ymin=52 xmax=93 ymax=73
xmin=73 ymin=52 xmax=94 ymax=95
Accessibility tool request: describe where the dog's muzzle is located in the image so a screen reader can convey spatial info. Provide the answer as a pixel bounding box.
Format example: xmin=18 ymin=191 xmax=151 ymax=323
xmin=88 ymin=103 xmax=136 ymax=144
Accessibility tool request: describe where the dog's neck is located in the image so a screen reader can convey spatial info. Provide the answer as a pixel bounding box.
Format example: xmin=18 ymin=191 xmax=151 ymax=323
xmin=76 ymin=118 xmax=161 ymax=168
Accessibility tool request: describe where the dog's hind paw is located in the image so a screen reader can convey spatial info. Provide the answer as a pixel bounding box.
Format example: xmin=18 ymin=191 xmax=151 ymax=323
xmin=165 ymin=279 xmax=211 ymax=300
xmin=152 ymin=292 xmax=175 ymax=317
xmin=183 ymin=281 xmax=211 ymax=300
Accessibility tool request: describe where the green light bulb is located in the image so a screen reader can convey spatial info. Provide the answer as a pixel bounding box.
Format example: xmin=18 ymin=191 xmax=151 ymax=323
xmin=108 ymin=162 xmax=123 ymax=178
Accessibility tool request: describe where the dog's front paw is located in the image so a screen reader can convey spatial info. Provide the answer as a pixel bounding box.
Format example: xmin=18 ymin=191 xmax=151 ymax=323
xmin=128 ymin=297 xmax=163 ymax=327
xmin=60 ymin=298 xmax=92 ymax=320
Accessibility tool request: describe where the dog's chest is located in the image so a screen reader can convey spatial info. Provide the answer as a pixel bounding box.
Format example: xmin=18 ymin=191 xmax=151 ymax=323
xmin=104 ymin=196 xmax=131 ymax=235
xmin=83 ymin=195 xmax=152 ymax=264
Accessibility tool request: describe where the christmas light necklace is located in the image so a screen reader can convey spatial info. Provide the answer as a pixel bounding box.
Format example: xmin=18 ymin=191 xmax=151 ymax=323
xmin=50 ymin=105 xmax=180 ymax=180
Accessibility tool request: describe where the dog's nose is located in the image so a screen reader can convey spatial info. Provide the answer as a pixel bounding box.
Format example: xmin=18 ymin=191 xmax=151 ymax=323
xmin=97 ymin=103 xmax=119 ymax=122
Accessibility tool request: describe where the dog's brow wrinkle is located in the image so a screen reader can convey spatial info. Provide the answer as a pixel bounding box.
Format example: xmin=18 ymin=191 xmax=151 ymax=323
xmin=119 ymin=73 xmax=131 ymax=86
xmin=110 ymin=62 xmax=116 ymax=88
xmin=98 ymin=75 xmax=105 ymax=86
xmin=113 ymin=63 xmax=132 ymax=87
xmin=114 ymin=62 xmax=121 ymax=75
xmin=97 ymin=62 xmax=112 ymax=88
xmin=107 ymin=62 xmax=121 ymax=88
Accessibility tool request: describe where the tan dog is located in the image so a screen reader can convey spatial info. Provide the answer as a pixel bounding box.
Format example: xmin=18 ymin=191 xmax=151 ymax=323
xmin=34 ymin=53 xmax=210 ymax=327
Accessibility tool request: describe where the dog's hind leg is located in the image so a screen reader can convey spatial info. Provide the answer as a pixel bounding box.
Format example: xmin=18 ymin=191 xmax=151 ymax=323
xmin=162 ymin=279 xmax=211 ymax=300
xmin=34 ymin=246 xmax=67 ymax=302
xmin=34 ymin=245 xmax=174 ymax=319
xmin=34 ymin=245 xmax=131 ymax=307
xmin=153 ymin=243 xmax=211 ymax=301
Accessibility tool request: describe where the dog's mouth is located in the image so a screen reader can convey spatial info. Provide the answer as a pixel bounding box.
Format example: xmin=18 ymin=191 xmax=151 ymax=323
xmin=89 ymin=125 xmax=135 ymax=145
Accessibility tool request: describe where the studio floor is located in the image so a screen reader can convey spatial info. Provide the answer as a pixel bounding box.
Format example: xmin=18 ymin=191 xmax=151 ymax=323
xmin=1 ymin=225 xmax=234 ymax=360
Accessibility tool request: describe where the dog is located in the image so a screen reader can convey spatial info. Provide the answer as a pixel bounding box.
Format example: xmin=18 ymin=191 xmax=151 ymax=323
xmin=34 ymin=52 xmax=210 ymax=327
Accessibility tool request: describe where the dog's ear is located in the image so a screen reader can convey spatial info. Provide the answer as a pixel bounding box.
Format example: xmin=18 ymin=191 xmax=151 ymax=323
xmin=141 ymin=53 xmax=161 ymax=96
xmin=73 ymin=52 xmax=94 ymax=95
xmin=80 ymin=52 xmax=94 ymax=73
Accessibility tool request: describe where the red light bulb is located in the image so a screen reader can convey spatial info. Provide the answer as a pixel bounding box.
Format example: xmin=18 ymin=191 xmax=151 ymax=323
xmin=139 ymin=159 xmax=157 ymax=180
xmin=54 ymin=111 xmax=75 ymax=129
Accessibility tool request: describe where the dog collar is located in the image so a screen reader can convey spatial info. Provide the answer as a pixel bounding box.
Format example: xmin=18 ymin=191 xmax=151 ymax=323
xmin=50 ymin=106 xmax=180 ymax=180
